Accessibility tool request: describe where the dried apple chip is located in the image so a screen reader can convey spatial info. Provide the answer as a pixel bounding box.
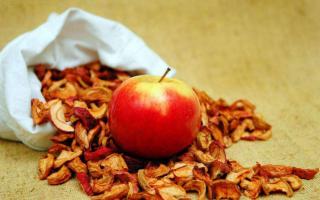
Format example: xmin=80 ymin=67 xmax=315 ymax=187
xmin=91 ymin=183 xmax=129 ymax=200
xmin=101 ymin=153 xmax=128 ymax=171
xmin=76 ymin=172 xmax=94 ymax=196
xmin=50 ymin=100 xmax=74 ymax=132
xmin=211 ymin=180 xmax=241 ymax=200
xmin=38 ymin=153 xmax=55 ymax=180
xmin=53 ymin=150 xmax=82 ymax=169
xmin=183 ymin=180 xmax=206 ymax=200
xmin=47 ymin=165 xmax=72 ymax=185
xmin=262 ymin=179 xmax=293 ymax=197
xmin=67 ymin=157 xmax=87 ymax=173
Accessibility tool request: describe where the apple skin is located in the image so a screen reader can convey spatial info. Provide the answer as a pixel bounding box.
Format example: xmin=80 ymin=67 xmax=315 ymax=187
xmin=109 ymin=75 xmax=201 ymax=159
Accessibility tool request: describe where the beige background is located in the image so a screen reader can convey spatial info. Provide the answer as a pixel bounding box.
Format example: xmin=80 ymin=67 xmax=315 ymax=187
xmin=0 ymin=0 xmax=319 ymax=199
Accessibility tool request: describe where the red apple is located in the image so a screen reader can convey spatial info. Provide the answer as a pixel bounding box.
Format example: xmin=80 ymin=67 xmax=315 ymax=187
xmin=109 ymin=72 xmax=201 ymax=159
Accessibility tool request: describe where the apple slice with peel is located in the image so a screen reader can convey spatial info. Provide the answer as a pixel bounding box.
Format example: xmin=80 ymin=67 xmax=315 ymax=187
xmin=50 ymin=100 xmax=74 ymax=132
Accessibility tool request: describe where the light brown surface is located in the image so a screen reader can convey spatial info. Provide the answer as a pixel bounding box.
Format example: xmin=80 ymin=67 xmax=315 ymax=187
xmin=0 ymin=0 xmax=319 ymax=199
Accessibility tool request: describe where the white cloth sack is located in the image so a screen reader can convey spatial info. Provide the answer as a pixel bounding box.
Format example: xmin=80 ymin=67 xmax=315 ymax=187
xmin=0 ymin=8 xmax=175 ymax=150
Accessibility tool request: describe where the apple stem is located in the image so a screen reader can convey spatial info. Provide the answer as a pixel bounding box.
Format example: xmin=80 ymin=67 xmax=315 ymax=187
xmin=158 ymin=67 xmax=171 ymax=83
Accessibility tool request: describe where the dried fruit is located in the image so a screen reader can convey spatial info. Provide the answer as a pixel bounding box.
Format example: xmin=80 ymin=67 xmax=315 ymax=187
xmin=92 ymin=171 xmax=114 ymax=194
xmin=292 ymin=167 xmax=319 ymax=180
xmin=84 ymin=146 xmax=113 ymax=161
xmin=156 ymin=184 xmax=187 ymax=200
xmin=88 ymin=160 xmax=104 ymax=178
xmin=47 ymin=165 xmax=72 ymax=185
xmin=35 ymin=64 xmax=318 ymax=200
xmin=183 ymin=180 xmax=206 ymax=200
xmin=75 ymin=122 xmax=89 ymax=149
xmin=78 ymin=87 xmax=112 ymax=103
xmin=145 ymin=164 xmax=170 ymax=178
xmin=101 ymin=153 xmax=128 ymax=171
xmin=73 ymin=107 xmax=97 ymax=130
xmin=77 ymin=172 xmax=94 ymax=196
xmin=226 ymin=168 xmax=254 ymax=184
xmin=209 ymin=160 xmax=231 ymax=180
xmin=240 ymin=177 xmax=262 ymax=199
xmin=50 ymin=100 xmax=74 ymax=132
xmin=281 ymin=175 xmax=302 ymax=190
xmin=31 ymin=99 xmax=49 ymax=124
xmin=50 ymin=131 xmax=74 ymax=143
xmin=48 ymin=143 xmax=71 ymax=154
xmin=67 ymin=157 xmax=87 ymax=173
xmin=262 ymin=179 xmax=293 ymax=197
xmin=54 ymin=150 xmax=82 ymax=169
xmin=257 ymin=164 xmax=293 ymax=178
xmin=211 ymin=180 xmax=241 ymax=200
xmin=91 ymin=183 xmax=129 ymax=200
xmin=89 ymin=103 xmax=108 ymax=119
xmin=38 ymin=154 xmax=55 ymax=180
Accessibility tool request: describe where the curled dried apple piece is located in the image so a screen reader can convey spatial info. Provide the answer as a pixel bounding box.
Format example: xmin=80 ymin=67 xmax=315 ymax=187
xmin=84 ymin=146 xmax=113 ymax=161
xmin=73 ymin=107 xmax=97 ymax=130
xmin=92 ymin=171 xmax=114 ymax=194
xmin=47 ymin=165 xmax=72 ymax=185
xmin=67 ymin=157 xmax=87 ymax=173
xmin=193 ymin=150 xmax=215 ymax=165
xmin=50 ymin=132 xmax=74 ymax=143
xmin=209 ymin=160 xmax=231 ymax=180
xmin=89 ymin=103 xmax=107 ymax=119
xmin=183 ymin=180 xmax=206 ymax=200
xmin=137 ymin=169 xmax=157 ymax=193
xmin=292 ymin=167 xmax=319 ymax=180
xmin=88 ymin=124 xmax=101 ymax=145
xmin=208 ymin=141 xmax=226 ymax=163
xmin=50 ymin=100 xmax=74 ymax=132
xmin=211 ymin=180 xmax=241 ymax=200
xmin=38 ymin=153 xmax=55 ymax=180
xmin=91 ymin=183 xmax=129 ymax=200
xmin=262 ymin=179 xmax=293 ymax=197
xmin=171 ymin=162 xmax=195 ymax=179
xmin=113 ymin=171 xmax=139 ymax=195
xmin=53 ymin=150 xmax=82 ymax=169
xmin=256 ymin=164 xmax=293 ymax=178
xmin=193 ymin=166 xmax=212 ymax=185
xmin=200 ymin=103 xmax=209 ymax=127
xmin=226 ymin=168 xmax=254 ymax=184
xmin=88 ymin=160 xmax=104 ymax=178
xmin=156 ymin=184 xmax=187 ymax=200
xmin=48 ymin=143 xmax=71 ymax=154
xmin=50 ymin=82 xmax=77 ymax=100
xmin=31 ymin=99 xmax=49 ymax=124
xmin=240 ymin=177 xmax=262 ymax=199
xmin=252 ymin=115 xmax=271 ymax=130
xmin=144 ymin=163 xmax=170 ymax=178
xmin=231 ymin=119 xmax=254 ymax=142
xmin=281 ymin=175 xmax=302 ymax=190
xmin=78 ymin=87 xmax=112 ymax=103
xmin=101 ymin=153 xmax=128 ymax=171
xmin=75 ymin=122 xmax=89 ymax=149
xmin=77 ymin=172 xmax=94 ymax=196
xmin=196 ymin=131 xmax=212 ymax=151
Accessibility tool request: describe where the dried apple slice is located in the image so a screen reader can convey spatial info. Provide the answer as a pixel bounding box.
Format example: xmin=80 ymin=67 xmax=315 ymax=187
xmin=89 ymin=103 xmax=107 ymax=119
xmin=50 ymin=100 xmax=74 ymax=132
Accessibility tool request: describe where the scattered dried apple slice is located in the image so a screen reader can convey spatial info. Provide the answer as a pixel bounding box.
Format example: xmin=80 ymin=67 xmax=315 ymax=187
xmin=38 ymin=153 xmax=55 ymax=180
xmin=47 ymin=165 xmax=72 ymax=185
xmin=54 ymin=150 xmax=82 ymax=169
